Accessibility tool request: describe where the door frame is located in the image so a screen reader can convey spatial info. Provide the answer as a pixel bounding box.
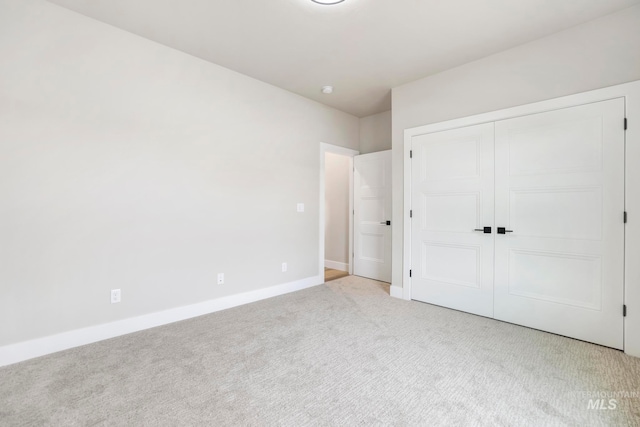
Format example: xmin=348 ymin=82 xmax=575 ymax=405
xmin=402 ymin=80 xmax=640 ymax=357
xmin=319 ymin=142 xmax=359 ymax=278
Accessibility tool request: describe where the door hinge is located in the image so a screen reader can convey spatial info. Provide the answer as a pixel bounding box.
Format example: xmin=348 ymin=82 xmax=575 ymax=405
xmin=624 ymin=211 xmax=628 ymax=223
xmin=410 ymin=210 xmax=413 ymax=218
xmin=624 ymin=118 xmax=628 ymax=130
xmin=623 ymin=305 xmax=627 ymax=317
xmin=410 ymin=150 xmax=413 ymax=158
xmin=409 ymin=269 xmax=412 ymax=277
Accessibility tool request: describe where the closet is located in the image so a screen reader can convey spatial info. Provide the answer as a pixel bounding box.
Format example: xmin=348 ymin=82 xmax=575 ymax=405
xmin=409 ymin=98 xmax=625 ymax=349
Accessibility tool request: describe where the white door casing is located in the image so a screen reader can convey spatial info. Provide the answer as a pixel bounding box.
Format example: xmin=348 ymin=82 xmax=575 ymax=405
xmin=354 ymin=151 xmax=392 ymax=282
xmin=493 ymin=98 xmax=625 ymax=349
xmin=411 ymin=123 xmax=495 ymax=317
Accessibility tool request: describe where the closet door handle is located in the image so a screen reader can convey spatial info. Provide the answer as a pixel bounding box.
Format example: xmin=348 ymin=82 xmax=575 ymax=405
xmin=474 ymin=227 xmax=492 ymax=234
xmin=497 ymin=227 xmax=513 ymax=234
xmin=380 ymin=220 xmax=391 ymax=226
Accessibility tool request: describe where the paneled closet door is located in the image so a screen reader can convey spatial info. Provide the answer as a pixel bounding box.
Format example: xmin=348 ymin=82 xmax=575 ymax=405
xmin=493 ymin=98 xmax=625 ymax=349
xmin=411 ymin=123 xmax=495 ymax=318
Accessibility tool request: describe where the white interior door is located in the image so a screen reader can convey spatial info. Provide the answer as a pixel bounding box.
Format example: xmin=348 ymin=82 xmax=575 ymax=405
xmin=354 ymin=151 xmax=392 ymax=282
xmin=494 ymin=98 xmax=625 ymax=349
xmin=411 ymin=123 xmax=495 ymax=317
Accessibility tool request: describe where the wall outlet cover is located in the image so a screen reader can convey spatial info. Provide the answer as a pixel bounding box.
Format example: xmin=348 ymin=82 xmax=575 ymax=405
xmin=111 ymin=289 xmax=121 ymax=304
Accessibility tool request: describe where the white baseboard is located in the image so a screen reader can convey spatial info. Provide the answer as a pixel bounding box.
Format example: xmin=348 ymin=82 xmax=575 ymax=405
xmin=390 ymin=285 xmax=405 ymax=299
xmin=0 ymin=275 xmax=323 ymax=367
xmin=324 ymin=259 xmax=348 ymax=271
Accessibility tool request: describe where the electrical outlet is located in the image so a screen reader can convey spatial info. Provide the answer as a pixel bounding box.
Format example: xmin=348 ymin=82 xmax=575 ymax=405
xmin=111 ymin=289 xmax=121 ymax=304
xmin=282 ymin=262 xmax=287 ymax=272
xmin=217 ymin=273 xmax=224 ymax=285
xmin=297 ymin=203 xmax=305 ymax=213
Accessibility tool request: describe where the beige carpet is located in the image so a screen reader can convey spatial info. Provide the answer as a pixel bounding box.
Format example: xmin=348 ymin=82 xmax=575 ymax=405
xmin=1 ymin=276 xmax=639 ymax=426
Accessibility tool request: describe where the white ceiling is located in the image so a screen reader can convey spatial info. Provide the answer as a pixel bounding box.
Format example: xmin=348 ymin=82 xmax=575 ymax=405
xmin=47 ymin=0 xmax=639 ymax=117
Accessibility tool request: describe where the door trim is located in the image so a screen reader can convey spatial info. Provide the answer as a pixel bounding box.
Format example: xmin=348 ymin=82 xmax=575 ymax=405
xmin=402 ymin=80 xmax=640 ymax=358
xmin=319 ymin=143 xmax=359 ymax=279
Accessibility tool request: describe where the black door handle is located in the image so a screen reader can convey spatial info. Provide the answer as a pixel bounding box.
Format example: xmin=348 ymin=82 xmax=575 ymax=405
xmin=497 ymin=227 xmax=513 ymax=234
xmin=473 ymin=227 xmax=492 ymax=234
xmin=379 ymin=220 xmax=391 ymax=226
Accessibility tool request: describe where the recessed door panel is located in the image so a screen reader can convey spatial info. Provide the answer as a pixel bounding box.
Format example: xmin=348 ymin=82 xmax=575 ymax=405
xmin=422 ymin=192 xmax=480 ymax=233
xmin=421 ymin=137 xmax=481 ymax=181
xmin=360 ymin=198 xmax=385 ymax=223
xmin=507 ymin=116 xmax=603 ymax=175
xmin=360 ymin=232 xmax=385 ymax=262
xmin=422 ymin=242 xmax=481 ymax=289
xmin=508 ymin=249 xmax=602 ymax=310
xmin=510 ymin=187 xmax=602 ymax=240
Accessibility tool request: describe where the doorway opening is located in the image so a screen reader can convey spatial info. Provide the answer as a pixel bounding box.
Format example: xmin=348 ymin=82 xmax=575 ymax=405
xmin=319 ymin=143 xmax=359 ymax=283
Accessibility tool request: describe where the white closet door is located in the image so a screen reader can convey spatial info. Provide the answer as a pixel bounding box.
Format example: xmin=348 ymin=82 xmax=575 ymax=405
xmin=494 ymin=98 xmax=625 ymax=349
xmin=411 ymin=123 xmax=495 ymax=317
xmin=354 ymin=151 xmax=392 ymax=282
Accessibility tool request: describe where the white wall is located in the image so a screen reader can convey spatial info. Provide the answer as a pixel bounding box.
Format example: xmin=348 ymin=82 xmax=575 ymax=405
xmin=324 ymin=153 xmax=350 ymax=270
xmin=391 ymin=5 xmax=640 ymax=290
xmin=0 ymin=0 xmax=358 ymax=347
xmin=359 ymin=110 xmax=392 ymax=154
